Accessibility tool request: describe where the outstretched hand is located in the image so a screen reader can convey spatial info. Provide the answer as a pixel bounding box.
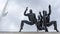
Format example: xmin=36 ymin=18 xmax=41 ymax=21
xmin=39 ymin=12 xmax=41 ymax=14
xmin=26 ymin=7 xmax=28 ymax=10
xmin=39 ymin=12 xmax=41 ymax=15
xmin=49 ymin=5 xmax=51 ymax=8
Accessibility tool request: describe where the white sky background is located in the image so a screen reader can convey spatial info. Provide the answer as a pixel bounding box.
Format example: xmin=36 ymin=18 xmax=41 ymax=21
xmin=0 ymin=0 xmax=60 ymax=32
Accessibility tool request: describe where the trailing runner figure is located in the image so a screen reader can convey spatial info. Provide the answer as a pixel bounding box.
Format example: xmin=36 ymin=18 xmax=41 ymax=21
xmin=19 ymin=7 xmax=37 ymax=32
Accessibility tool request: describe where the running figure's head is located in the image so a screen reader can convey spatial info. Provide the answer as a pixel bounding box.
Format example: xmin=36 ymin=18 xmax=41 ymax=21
xmin=43 ymin=10 xmax=47 ymax=16
xmin=29 ymin=9 xmax=33 ymax=13
xmin=39 ymin=12 xmax=41 ymax=14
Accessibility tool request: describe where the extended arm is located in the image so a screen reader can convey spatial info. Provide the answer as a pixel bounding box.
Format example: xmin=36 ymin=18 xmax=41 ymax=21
xmin=24 ymin=7 xmax=28 ymax=16
xmin=48 ymin=5 xmax=51 ymax=16
xmin=39 ymin=12 xmax=43 ymax=18
xmin=38 ymin=16 xmax=40 ymax=20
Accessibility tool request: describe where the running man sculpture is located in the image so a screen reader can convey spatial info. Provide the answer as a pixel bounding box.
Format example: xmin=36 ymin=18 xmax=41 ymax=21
xmin=19 ymin=7 xmax=37 ymax=32
xmin=42 ymin=5 xmax=59 ymax=32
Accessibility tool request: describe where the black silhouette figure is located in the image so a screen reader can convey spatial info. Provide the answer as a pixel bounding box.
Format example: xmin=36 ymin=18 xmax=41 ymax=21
xmin=37 ymin=12 xmax=45 ymax=31
xmin=19 ymin=7 xmax=37 ymax=32
xmin=42 ymin=5 xmax=59 ymax=32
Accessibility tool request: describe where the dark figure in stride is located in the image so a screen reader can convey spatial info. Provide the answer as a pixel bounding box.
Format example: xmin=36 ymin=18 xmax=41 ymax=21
xmin=37 ymin=12 xmax=45 ymax=31
xmin=19 ymin=7 xmax=37 ymax=32
xmin=42 ymin=5 xmax=59 ymax=32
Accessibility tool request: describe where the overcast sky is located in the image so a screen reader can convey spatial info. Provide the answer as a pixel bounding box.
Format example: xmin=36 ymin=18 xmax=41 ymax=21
xmin=0 ymin=0 xmax=60 ymax=32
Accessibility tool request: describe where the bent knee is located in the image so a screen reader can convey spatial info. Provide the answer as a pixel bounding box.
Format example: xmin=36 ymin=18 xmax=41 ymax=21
xmin=21 ymin=20 xmax=27 ymax=22
xmin=51 ymin=21 xmax=57 ymax=24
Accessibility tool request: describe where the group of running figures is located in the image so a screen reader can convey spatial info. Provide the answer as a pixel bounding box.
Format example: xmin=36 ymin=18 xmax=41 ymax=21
xmin=19 ymin=5 xmax=59 ymax=32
